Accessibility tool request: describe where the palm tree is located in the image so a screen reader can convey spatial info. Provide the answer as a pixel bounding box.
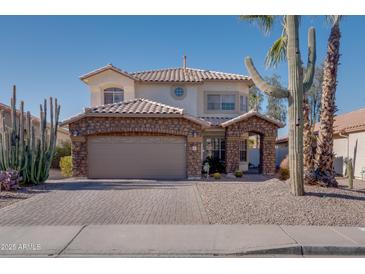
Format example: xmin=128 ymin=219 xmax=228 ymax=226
xmin=314 ymin=16 xmax=342 ymax=187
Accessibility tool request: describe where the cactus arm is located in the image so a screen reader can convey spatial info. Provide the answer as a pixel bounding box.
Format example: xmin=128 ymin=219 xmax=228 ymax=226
xmin=303 ymin=27 xmax=316 ymax=92
xmin=244 ymin=57 xmax=289 ymax=98
xmin=18 ymin=101 xmax=25 ymax=170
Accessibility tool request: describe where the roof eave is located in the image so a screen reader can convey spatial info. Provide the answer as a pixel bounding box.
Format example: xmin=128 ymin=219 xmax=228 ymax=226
xmin=60 ymin=112 xmax=211 ymax=128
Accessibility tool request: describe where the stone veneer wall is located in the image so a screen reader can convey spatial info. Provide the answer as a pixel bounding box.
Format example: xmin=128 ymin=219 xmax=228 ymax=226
xmin=225 ymin=116 xmax=278 ymax=175
xmin=68 ymin=117 xmax=203 ymax=178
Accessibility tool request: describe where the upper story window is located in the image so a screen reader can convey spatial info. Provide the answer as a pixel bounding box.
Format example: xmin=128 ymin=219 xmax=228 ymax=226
xmin=104 ymin=87 xmax=124 ymax=104
xmin=207 ymin=94 xmax=235 ymax=111
xmin=240 ymin=95 xmax=248 ymax=112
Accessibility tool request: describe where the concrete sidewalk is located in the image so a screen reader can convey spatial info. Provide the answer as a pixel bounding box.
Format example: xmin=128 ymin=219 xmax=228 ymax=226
xmin=0 ymin=225 xmax=365 ymax=257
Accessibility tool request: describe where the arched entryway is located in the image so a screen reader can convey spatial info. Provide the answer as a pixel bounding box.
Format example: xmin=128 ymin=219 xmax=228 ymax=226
xmin=223 ymin=113 xmax=280 ymax=175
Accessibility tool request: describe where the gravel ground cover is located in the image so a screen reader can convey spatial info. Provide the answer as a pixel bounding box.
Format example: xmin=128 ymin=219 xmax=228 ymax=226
xmin=197 ymin=178 xmax=365 ymax=226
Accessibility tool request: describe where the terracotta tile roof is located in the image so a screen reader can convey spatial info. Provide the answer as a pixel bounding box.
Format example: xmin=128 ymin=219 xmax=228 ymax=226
xmin=130 ymin=67 xmax=251 ymax=83
xmin=80 ymin=64 xmax=252 ymax=84
xmin=86 ymin=98 xmax=183 ymax=115
xmin=199 ymin=116 xmax=233 ymax=126
xmin=314 ymin=107 xmax=365 ymax=134
xmin=276 ymin=107 xmax=365 ymax=144
xmin=220 ymin=110 xmax=285 ymax=128
xmin=61 ymin=99 xmax=210 ymax=127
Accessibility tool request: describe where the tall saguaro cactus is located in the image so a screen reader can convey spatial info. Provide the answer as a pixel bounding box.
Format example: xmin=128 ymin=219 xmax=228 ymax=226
xmin=245 ymin=16 xmax=316 ymax=196
xmin=0 ymin=85 xmax=60 ymax=184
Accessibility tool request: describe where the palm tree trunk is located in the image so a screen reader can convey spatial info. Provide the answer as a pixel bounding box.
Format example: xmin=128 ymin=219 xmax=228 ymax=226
xmin=315 ymin=20 xmax=341 ymax=187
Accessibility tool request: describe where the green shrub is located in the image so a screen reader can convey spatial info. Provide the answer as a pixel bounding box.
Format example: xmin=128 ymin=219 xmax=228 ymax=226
xmin=60 ymin=156 xmax=73 ymax=177
xmin=234 ymin=170 xmax=243 ymax=178
xmin=51 ymin=140 xmax=71 ymax=169
xmin=213 ymin=172 xmax=221 ymax=180
xmin=279 ymin=168 xmax=290 ymax=180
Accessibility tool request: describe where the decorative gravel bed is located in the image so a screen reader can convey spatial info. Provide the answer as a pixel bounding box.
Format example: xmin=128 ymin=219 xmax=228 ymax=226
xmin=197 ymin=179 xmax=365 ymax=226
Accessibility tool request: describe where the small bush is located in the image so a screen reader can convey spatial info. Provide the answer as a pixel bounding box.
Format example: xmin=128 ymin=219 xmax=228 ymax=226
xmin=234 ymin=170 xmax=243 ymax=178
xmin=213 ymin=172 xmax=221 ymax=180
xmin=51 ymin=140 xmax=71 ymax=169
xmin=60 ymin=156 xmax=73 ymax=177
xmin=279 ymin=168 xmax=290 ymax=180
xmin=0 ymin=170 xmax=20 ymax=191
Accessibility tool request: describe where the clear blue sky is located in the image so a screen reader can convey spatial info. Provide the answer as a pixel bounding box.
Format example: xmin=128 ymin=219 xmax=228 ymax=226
xmin=0 ymin=16 xmax=364 ymax=137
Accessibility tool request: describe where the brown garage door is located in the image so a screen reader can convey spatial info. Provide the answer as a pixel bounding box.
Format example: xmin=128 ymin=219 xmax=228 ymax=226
xmin=87 ymin=136 xmax=187 ymax=179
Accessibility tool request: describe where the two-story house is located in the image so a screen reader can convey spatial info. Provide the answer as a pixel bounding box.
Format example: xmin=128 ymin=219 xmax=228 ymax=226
xmin=62 ymin=60 xmax=283 ymax=179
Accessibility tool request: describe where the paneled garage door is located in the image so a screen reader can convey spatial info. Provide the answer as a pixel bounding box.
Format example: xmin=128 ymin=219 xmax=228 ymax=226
xmin=87 ymin=136 xmax=187 ymax=179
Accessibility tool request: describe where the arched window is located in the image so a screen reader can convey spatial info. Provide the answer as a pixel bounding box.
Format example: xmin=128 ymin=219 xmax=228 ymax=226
xmin=104 ymin=87 xmax=124 ymax=104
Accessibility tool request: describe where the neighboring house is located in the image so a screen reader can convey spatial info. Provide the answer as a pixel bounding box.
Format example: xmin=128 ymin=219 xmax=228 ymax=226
xmin=0 ymin=102 xmax=70 ymax=145
xmin=276 ymin=107 xmax=365 ymax=179
xmin=62 ymin=61 xmax=283 ymax=179
xmin=275 ymin=136 xmax=289 ymax=167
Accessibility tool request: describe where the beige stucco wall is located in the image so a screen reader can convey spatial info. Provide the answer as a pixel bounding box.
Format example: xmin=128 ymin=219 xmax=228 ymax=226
xmin=135 ymin=83 xmax=199 ymax=115
xmin=85 ymin=70 xmax=136 ymax=107
xmin=333 ymin=132 xmax=365 ymax=178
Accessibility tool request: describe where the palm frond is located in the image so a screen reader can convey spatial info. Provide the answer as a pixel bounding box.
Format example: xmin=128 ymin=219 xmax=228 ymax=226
xmin=325 ymin=15 xmax=343 ymax=26
xmin=240 ymin=15 xmax=276 ymax=35
xmin=265 ymin=34 xmax=287 ymax=68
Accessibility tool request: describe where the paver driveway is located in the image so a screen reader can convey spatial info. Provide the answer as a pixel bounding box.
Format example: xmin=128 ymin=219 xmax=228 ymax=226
xmin=0 ymin=180 xmax=209 ymax=225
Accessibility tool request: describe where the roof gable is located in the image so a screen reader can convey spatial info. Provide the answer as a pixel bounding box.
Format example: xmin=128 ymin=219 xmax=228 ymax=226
xmin=220 ymin=111 xmax=284 ymax=128
xmin=80 ymin=64 xmax=138 ymax=82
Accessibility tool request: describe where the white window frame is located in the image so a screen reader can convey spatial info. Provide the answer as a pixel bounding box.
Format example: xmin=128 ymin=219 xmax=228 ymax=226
xmin=207 ymin=94 xmax=236 ymax=111
xmin=240 ymin=95 xmax=248 ymax=112
xmin=104 ymin=87 xmax=124 ymax=104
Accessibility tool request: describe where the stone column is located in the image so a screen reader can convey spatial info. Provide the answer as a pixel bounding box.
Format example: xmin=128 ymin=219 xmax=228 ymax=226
xmin=71 ymin=136 xmax=88 ymax=177
xmin=225 ymin=136 xmax=240 ymax=174
xmin=261 ymin=135 xmax=276 ymax=175
xmin=187 ymin=136 xmax=202 ymax=179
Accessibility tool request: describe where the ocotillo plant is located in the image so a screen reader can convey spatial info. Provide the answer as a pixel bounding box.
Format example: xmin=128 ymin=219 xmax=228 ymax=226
xmin=244 ymin=16 xmax=316 ymax=196
xmin=0 ymin=85 xmax=60 ymax=184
